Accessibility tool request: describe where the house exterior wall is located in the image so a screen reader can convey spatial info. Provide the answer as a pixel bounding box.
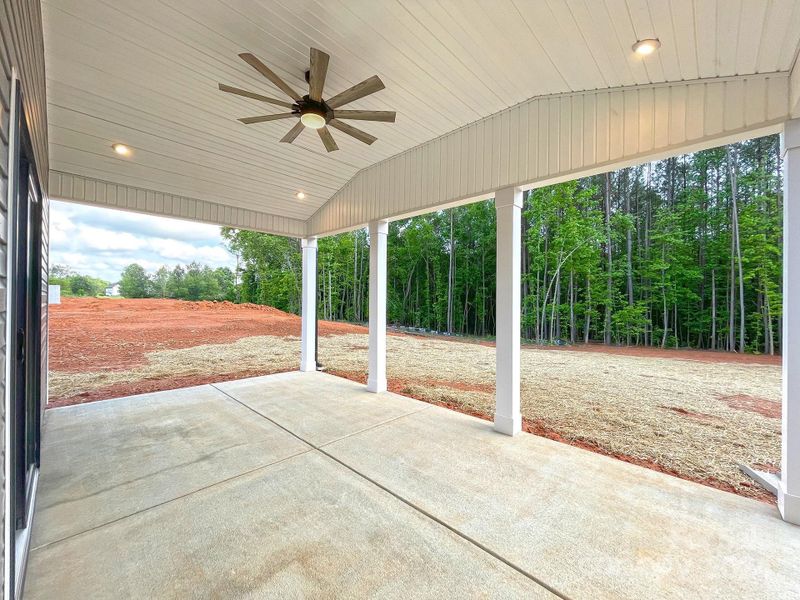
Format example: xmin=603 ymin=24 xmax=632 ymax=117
xmin=1 ymin=0 xmax=49 ymax=593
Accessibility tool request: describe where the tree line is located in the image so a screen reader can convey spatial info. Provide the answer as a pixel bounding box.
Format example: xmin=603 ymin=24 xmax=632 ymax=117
xmin=224 ymin=134 xmax=783 ymax=354
xmin=118 ymin=263 xmax=235 ymax=301
xmin=50 ymin=263 xmax=236 ymax=302
xmin=49 ymin=265 xmax=109 ymax=297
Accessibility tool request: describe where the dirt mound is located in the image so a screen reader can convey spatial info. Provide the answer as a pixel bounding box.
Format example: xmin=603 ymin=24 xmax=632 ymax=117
xmin=48 ymin=297 xmax=366 ymax=373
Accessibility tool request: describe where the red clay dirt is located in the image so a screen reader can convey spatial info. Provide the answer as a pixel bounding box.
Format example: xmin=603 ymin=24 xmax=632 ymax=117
xmin=718 ymin=394 xmax=782 ymax=419
xmin=46 ymin=369 xmax=289 ymax=409
xmin=410 ymin=332 xmax=781 ymax=365
xmin=49 ymin=297 xmax=366 ymax=373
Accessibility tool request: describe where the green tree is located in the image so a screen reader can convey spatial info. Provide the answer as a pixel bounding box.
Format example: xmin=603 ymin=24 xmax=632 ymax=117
xmin=119 ymin=264 xmax=150 ymax=298
xmin=219 ymin=134 xmax=783 ymax=354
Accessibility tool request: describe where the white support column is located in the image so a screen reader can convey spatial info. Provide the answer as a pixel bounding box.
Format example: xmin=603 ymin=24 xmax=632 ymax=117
xmin=367 ymin=220 xmax=389 ymax=392
xmin=780 ymin=118 xmax=800 ymax=524
xmin=300 ymin=237 xmax=317 ymax=372
xmin=494 ymin=187 xmax=523 ymax=436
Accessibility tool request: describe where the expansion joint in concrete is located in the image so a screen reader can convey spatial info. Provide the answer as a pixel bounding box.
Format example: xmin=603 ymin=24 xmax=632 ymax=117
xmin=209 ymin=383 xmax=571 ymax=600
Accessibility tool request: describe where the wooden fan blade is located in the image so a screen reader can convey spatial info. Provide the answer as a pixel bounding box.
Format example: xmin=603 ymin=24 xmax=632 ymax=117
xmin=328 ymin=119 xmax=377 ymax=145
xmin=326 ymin=75 xmax=385 ymax=108
xmin=280 ymin=121 xmax=305 ymax=143
xmin=333 ymin=109 xmax=396 ymax=122
xmin=238 ymin=113 xmax=298 ymax=124
xmin=218 ymin=84 xmax=294 ymax=109
xmin=239 ymin=53 xmax=302 ymax=101
xmin=317 ymin=126 xmax=339 ymax=152
xmin=308 ymin=48 xmax=330 ymax=102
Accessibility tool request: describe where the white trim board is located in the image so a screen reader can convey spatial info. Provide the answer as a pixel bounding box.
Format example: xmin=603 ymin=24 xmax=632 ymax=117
xmin=49 ymin=171 xmax=308 ymax=238
xmin=309 ymin=73 xmax=790 ymax=236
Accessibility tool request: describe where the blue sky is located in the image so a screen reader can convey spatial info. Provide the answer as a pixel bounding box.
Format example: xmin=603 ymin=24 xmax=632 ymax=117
xmin=49 ymin=200 xmax=237 ymax=282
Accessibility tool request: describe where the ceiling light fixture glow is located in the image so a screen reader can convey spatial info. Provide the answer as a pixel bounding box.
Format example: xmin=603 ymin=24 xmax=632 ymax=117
xmin=112 ymin=143 xmax=131 ymax=156
xmin=296 ymin=191 xmax=306 ymax=200
xmin=632 ymin=39 xmax=660 ymax=56
xmin=300 ymin=110 xmax=326 ymax=129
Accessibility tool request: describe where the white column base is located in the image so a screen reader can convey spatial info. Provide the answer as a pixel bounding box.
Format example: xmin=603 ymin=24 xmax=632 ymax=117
xmin=367 ymin=377 xmax=387 ymax=393
xmin=299 ymin=359 xmax=316 ymax=373
xmin=778 ymin=487 xmax=800 ymax=525
xmin=494 ymin=413 xmax=521 ymax=436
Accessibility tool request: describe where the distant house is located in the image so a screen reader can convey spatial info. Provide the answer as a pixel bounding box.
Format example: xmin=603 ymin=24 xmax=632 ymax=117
xmin=105 ymin=283 xmax=121 ymax=297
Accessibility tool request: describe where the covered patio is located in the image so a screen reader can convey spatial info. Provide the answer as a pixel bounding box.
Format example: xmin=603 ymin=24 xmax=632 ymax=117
xmin=24 ymin=371 xmax=800 ymax=598
xmin=4 ymin=1 xmax=800 ymax=596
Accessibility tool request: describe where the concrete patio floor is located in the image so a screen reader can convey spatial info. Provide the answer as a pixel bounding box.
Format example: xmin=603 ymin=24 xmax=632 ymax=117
xmin=24 ymin=371 xmax=800 ymax=599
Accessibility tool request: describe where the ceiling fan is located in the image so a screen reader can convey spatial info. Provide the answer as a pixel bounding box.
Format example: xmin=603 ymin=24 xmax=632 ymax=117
xmin=219 ymin=48 xmax=396 ymax=153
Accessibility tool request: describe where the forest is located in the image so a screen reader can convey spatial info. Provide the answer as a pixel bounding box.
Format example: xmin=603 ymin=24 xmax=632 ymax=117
xmin=223 ymin=134 xmax=783 ymax=354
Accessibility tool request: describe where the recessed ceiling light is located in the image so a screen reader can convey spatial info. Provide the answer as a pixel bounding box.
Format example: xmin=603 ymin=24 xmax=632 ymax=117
xmin=112 ymin=143 xmax=131 ymax=156
xmin=296 ymin=191 xmax=306 ymax=200
xmin=632 ymin=39 xmax=660 ymax=56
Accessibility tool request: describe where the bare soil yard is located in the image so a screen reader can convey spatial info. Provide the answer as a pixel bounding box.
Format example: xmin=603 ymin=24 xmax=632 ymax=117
xmin=49 ymin=298 xmax=781 ymax=502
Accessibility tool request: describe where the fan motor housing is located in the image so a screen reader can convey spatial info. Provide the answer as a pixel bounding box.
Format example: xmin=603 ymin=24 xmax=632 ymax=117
xmin=295 ymin=95 xmax=333 ymax=124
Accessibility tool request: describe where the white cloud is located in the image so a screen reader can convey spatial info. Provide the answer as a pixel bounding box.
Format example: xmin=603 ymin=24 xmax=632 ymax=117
xmin=79 ymin=225 xmax=146 ymax=252
xmin=49 ymin=201 xmax=236 ymax=282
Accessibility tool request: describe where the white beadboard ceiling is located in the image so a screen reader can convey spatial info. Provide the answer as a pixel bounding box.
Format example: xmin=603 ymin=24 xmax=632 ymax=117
xmin=43 ymin=0 xmax=800 ymax=226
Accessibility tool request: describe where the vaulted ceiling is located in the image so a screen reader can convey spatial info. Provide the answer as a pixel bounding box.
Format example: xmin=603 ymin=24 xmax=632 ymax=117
xmin=43 ymin=0 xmax=800 ymax=230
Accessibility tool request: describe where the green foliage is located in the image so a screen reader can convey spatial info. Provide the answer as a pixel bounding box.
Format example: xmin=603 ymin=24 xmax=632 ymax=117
xmin=105 ymin=135 xmax=782 ymax=355
xmin=221 ymin=228 xmax=300 ymax=311
xmin=49 ymin=264 xmax=108 ymax=297
xmin=119 ymin=264 xmax=150 ymax=298
xmin=113 ymin=262 xmax=235 ymax=302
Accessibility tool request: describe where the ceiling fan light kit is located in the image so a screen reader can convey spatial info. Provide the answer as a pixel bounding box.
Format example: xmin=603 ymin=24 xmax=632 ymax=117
xmin=220 ymin=48 xmax=396 ymax=152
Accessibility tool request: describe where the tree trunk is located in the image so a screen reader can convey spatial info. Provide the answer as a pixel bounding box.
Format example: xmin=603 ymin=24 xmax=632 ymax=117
xmin=661 ymin=244 xmax=668 ymax=348
xmin=604 ymin=172 xmax=613 ymax=345
xmin=728 ymin=232 xmax=735 ymax=351
xmin=625 ymin=170 xmax=634 ymax=345
xmin=764 ymin=281 xmax=775 ymax=355
xmin=711 ymin=268 xmax=717 ymax=350
xmin=569 ymin=269 xmax=576 ymax=343
xmin=584 ymin=274 xmax=592 ymax=343
xmin=727 ymin=146 xmax=746 ymax=352
xmin=446 ymin=210 xmax=455 ymax=334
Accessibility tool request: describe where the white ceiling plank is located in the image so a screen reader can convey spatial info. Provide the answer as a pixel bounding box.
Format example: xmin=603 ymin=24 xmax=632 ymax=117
xmin=643 ymin=0 xmax=680 ymax=82
xmin=693 ymin=0 xmax=717 ymax=78
xmin=568 ymin=0 xmax=634 ymax=87
xmin=50 ymin=153 xmax=309 ymax=219
xmin=399 ymin=0 xmax=520 ymax=102
xmin=47 ymin=118 xmax=340 ymax=204
xmin=603 ymin=0 xmax=653 ymax=84
xmin=777 ymin=0 xmax=800 ymax=71
xmin=665 ymin=0 xmax=699 ymax=81
xmin=42 ymin=0 xmax=800 ymax=231
xmin=735 ymin=1 xmax=768 ymax=75
xmin=513 ymin=0 xmax=606 ymax=91
xmin=715 ymin=0 xmax=742 ymax=76
xmin=757 ymin=0 xmax=795 ymax=73
xmin=624 ymin=0 xmax=666 ymax=83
